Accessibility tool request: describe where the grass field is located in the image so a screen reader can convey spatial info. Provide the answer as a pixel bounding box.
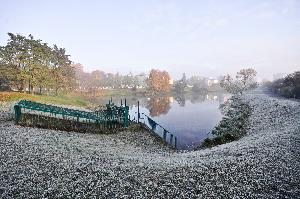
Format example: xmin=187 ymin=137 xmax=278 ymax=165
xmin=0 ymin=92 xmax=89 ymax=107
xmin=76 ymin=88 xmax=147 ymax=97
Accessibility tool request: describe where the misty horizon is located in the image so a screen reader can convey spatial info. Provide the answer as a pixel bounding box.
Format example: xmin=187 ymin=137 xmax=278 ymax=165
xmin=1 ymin=0 xmax=299 ymax=80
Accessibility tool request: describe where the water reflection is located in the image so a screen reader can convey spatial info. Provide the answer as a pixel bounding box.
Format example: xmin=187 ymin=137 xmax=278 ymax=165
xmin=146 ymin=97 xmax=171 ymax=117
xmin=190 ymin=93 xmax=206 ymax=104
xmin=86 ymin=92 xmax=230 ymax=150
xmin=140 ymin=92 xmax=230 ymax=150
xmin=174 ymin=92 xmax=186 ymax=106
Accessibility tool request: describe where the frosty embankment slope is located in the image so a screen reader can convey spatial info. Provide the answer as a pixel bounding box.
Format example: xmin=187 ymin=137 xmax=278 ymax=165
xmin=0 ymin=93 xmax=299 ymax=198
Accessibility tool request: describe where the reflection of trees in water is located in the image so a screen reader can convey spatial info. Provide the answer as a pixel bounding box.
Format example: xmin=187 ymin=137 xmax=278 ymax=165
xmin=84 ymin=96 xmax=149 ymax=110
xmin=146 ymin=97 xmax=171 ymax=117
xmin=174 ymin=93 xmax=186 ymax=106
xmin=190 ymin=93 xmax=206 ymax=104
xmin=204 ymin=93 xmax=228 ymax=104
xmin=189 ymin=92 xmax=228 ymax=104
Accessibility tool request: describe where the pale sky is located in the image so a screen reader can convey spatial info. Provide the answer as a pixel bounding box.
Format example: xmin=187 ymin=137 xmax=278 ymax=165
xmin=1 ymin=0 xmax=299 ymax=79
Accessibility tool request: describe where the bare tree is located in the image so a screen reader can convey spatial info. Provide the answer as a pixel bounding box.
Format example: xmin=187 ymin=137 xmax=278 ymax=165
xmin=220 ymin=68 xmax=258 ymax=94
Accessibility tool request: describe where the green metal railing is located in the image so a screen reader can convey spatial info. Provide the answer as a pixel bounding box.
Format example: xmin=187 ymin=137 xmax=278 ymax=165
xmin=14 ymin=100 xmax=129 ymax=129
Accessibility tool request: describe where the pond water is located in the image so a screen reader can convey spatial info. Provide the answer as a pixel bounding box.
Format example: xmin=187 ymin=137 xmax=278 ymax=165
xmin=87 ymin=92 xmax=230 ymax=150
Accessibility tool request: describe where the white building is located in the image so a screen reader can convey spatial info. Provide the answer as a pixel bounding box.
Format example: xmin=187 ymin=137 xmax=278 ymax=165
xmin=207 ymin=77 xmax=219 ymax=87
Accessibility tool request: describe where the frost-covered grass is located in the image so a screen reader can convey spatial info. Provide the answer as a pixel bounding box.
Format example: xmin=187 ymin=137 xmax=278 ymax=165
xmin=0 ymin=93 xmax=299 ymax=198
xmin=201 ymin=95 xmax=252 ymax=148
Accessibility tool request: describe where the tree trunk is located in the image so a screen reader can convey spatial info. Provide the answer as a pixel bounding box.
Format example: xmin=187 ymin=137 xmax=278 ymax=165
xmin=28 ymin=80 xmax=31 ymax=93
xmin=18 ymin=82 xmax=24 ymax=92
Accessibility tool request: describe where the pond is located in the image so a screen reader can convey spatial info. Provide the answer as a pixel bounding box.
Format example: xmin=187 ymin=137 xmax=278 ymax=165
xmin=87 ymin=92 xmax=230 ymax=150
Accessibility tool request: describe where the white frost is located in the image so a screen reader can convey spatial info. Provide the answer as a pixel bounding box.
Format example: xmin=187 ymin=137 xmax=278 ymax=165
xmin=0 ymin=93 xmax=299 ymax=198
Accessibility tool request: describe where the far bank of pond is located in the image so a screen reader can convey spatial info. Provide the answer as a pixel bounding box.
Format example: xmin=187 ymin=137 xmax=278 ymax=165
xmin=85 ymin=92 xmax=230 ymax=150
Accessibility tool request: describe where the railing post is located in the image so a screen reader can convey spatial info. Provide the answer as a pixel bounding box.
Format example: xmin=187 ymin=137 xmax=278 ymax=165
xmin=14 ymin=105 xmax=21 ymax=123
xmin=163 ymin=129 xmax=167 ymax=140
xmin=123 ymin=106 xmax=129 ymax=127
xmin=170 ymin=134 xmax=173 ymax=144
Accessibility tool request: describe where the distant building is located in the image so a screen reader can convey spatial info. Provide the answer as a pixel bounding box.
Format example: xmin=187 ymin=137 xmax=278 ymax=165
xmin=207 ymin=77 xmax=219 ymax=87
xmin=273 ymin=73 xmax=287 ymax=81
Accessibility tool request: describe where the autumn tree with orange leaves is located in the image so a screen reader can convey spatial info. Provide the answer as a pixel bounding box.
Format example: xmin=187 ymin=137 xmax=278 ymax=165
xmin=147 ymin=69 xmax=171 ymax=93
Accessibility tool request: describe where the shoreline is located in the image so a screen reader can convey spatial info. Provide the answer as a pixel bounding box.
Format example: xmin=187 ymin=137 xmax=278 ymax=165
xmin=0 ymin=93 xmax=299 ymax=198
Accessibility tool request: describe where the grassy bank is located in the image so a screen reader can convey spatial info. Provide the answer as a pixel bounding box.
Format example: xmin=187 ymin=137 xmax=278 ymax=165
xmin=200 ymin=95 xmax=252 ymax=148
xmin=74 ymin=88 xmax=225 ymax=99
xmin=75 ymin=88 xmax=148 ymax=97
xmin=0 ymin=92 xmax=90 ymax=108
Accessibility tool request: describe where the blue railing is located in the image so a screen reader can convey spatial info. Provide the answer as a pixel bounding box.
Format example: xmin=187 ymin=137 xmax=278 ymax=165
xmin=138 ymin=112 xmax=177 ymax=148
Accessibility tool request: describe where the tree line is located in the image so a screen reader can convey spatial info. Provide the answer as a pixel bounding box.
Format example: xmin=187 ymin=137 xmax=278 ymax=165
xmin=75 ymin=67 xmax=174 ymax=93
xmin=74 ymin=63 xmax=147 ymax=90
xmin=0 ymin=33 xmax=75 ymax=95
xmin=1 ymin=33 xmax=241 ymax=96
xmin=267 ymin=71 xmax=300 ymax=99
xmin=75 ymin=67 xmax=220 ymax=94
